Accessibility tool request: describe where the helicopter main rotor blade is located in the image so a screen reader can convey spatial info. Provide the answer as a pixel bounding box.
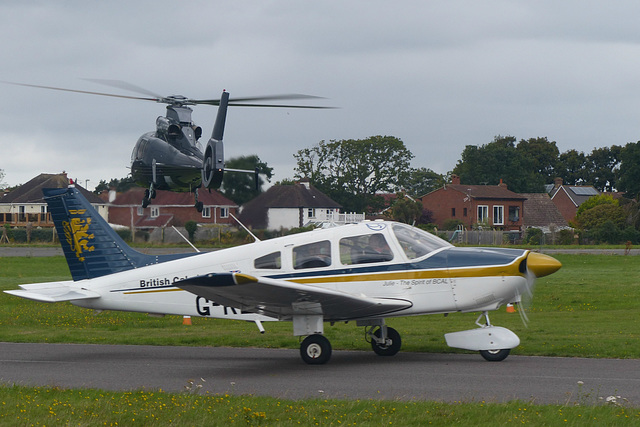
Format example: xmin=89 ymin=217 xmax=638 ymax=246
xmin=227 ymin=102 xmax=335 ymax=109
xmin=81 ymin=78 xmax=164 ymax=99
xmin=2 ymin=81 xmax=160 ymax=102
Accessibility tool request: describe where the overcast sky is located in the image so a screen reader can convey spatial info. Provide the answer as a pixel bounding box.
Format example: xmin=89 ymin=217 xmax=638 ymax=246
xmin=2 ymin=1 xmax=640 ymax=191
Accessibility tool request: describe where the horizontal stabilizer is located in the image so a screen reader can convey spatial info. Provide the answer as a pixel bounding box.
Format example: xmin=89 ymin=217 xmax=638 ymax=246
xmin=4 ymin=281 xmax=100 ymax=303
xmin=176 ymin=272 xmax=412 ymax=321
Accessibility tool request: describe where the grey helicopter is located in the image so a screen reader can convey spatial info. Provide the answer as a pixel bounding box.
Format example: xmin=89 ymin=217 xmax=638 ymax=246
xmin=5 ymin=80 xmax=331 ymax=211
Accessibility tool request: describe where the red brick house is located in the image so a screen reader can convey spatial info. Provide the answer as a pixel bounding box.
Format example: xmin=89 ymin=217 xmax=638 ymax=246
xmin=548 ymin=178 xmax=600 ymax=224
xmin=420 ymin=175 xmax=526 ymax=231
xmin=107 ymin=187 xmax=238 ymax=229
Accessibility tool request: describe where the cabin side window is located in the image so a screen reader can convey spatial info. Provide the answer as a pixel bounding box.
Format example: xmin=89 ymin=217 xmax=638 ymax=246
xmin=254 ymin=252 xmax=282 ymax=269
xmin=340 ymin=233 xmax=393 ymax=265
xmin=392 ymin=223 xmax=450 ymax=259
xmin=293 ymin=240 xmax=331 ymax=269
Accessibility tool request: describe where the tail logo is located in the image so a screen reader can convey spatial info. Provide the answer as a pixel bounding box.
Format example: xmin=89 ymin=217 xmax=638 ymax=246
xmin=63 ymin=209 xmax=95 ymax=262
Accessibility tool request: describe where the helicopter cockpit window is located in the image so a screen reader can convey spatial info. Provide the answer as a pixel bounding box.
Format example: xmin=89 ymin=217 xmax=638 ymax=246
xmin=340 ymin=233 xmax=394 ymax=265
xmin=392 ymin=223 xmax=450 ymax=260
xmin=254 ymin=252 xmax=281 ymax=270
xmin=293 ymin=241 xmax=331 ymax=269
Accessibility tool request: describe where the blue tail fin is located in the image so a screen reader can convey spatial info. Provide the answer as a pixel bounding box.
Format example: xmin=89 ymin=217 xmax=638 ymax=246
xmin=44 ymin=186 xmax=197 ymax=281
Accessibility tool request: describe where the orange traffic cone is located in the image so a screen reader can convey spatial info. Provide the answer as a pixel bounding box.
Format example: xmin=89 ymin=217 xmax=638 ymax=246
xmin=506 ymin=303 xmax=516 ymax=313
xmin=183 ymin=316 xmax=192 ymax=325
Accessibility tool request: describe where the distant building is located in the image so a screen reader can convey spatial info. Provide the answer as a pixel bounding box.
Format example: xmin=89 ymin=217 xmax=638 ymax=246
xmin=521 ymin=192 xmax=569 ymax=233
xmin=548 ymin=178 xmax=600 ymax=224
xmin=238 ymin=180 xmax=345 ymax=230
xmin=0 ymin=173 xmax=106 ymax=227
xmin=420 ymin=175 xmax=526 ymax=231
xmin=107 ymin=187 xmax=238 ymax=229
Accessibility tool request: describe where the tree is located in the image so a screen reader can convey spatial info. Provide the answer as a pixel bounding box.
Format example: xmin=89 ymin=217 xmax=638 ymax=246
xmin=617 ymin=141 xmax=640 ymax=200
xmin=576 ymin=194 xmax=618 ymax=217
xmin=576 ymin=204 xmax=626 ymax=230
xmin=555 ymin=149 xmax=588 ymax=185
xmin=400 ymin=167 xmax=444 ymax=198
xmin=0 ymin=168 xmax=5 ymax=190
xmin=516 ymin=137 xmax=559 ymax=185
xmin=221 ymin=155 xmax=273 ymax=205
xmin=94 ymin=176 xmax=137 ymax=194
xmin=452 ymin=135 xmax=543 ymax=193
xmin=586 ymin=146 xmax=622 ymax=192
xmin=386 ymin=194 xmax=423 ymax=224
xmin=184 ymin=220 xmax=198 ymax=242
xmin=294 ymin=136 xmax=414 ymax=213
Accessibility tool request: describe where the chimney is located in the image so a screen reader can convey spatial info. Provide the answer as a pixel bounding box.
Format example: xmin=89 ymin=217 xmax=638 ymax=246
xmin=554 ymin=177 xmax=563 ymax=188
xmin=299 ymin=178 xmax=311 ymax=190
xmin=498 ymin=179 xmax=507 ymax=189
xmin=451 ymin=174 xmax=460 ymax=185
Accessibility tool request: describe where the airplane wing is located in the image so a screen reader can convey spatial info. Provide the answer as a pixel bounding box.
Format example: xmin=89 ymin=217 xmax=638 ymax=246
xmin=4 ymin=280 xmax=100 ymax=303
xmin=175 ymin=273 xmax=412 ymax=321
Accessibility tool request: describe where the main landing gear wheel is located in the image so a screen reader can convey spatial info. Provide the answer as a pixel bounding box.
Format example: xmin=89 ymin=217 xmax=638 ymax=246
xmin=300 ymin=334 xmax=332 ymax=365
xmin=479 ymin=348 xmax=510 ymax=362
xmin=371 ymin=327 xmax=402 ymax=356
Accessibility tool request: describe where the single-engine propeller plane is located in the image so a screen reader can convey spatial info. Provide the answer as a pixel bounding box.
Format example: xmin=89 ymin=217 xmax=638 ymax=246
xmin=4 ymin=80 xmax=331 ymax=211
xmin=6 ymin=185 xmax=562 ymax=364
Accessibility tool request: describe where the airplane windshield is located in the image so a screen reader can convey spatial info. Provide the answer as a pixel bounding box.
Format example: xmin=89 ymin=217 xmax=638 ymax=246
xmin=392 ymin=223 xmax=450 ymax=260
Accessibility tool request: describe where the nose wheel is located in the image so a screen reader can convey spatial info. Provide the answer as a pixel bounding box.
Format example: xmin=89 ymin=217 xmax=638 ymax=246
xmin=300 ymin=334 xmax=332 ymax=365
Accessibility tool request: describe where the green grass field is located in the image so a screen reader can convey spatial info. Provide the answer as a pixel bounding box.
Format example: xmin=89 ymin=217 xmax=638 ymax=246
xmin=1 ymin=253 xmax=639 ymax=424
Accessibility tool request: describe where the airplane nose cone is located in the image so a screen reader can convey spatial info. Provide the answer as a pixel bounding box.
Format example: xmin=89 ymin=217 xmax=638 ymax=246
xmin=527 ymin=252 xmax=562 ymax=278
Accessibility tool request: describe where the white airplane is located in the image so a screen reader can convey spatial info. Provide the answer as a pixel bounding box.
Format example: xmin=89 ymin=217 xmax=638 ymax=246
xmin=6 ymin=185 xmax=561 ymax=364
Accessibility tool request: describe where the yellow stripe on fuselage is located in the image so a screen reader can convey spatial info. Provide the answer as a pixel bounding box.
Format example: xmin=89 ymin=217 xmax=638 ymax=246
xmin=290 ymin=256 xmax=526 ymax=285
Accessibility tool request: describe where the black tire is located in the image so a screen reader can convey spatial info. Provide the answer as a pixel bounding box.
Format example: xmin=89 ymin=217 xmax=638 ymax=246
xmin=142 ymin=198 xmax=150 ymax=208
xmin=371 ymin=327 xmax=402 ymax=356
xmin=300 ymin=334 xmax=332 ymax=365
xmin=195 ymin=201 xmax=204 ymax=213
xmin=479 ymin=348 xmax=510 ymax=362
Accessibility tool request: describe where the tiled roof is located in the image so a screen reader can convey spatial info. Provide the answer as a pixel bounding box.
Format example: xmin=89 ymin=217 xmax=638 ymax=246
xmin=238 ymin=183 xmax=341 ymax=229
xmin=446 ymin=184 xmax=527 ymax=200
xmin=522 ymin=193 xmax=568 ymax=228
xmin=550 ymin=185 xmax=600 ymax=208
xmin=135 ymin=213 xmax=174 ymax=229
xmin=111 ymin=187 xmax=237 ymax=207
xmin=0 ymin=173 xmax=104 ymax=204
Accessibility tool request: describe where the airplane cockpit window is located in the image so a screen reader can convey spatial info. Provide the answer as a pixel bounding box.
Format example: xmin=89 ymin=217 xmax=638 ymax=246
xmin=293 ymin=241 xmax=331 ymax=269
xmin=392 ymin=223 xmax=450 ymax=260
xmin=340 ymin=233 xmax=394 ymax=265
xmin=254 ymin=251 xmax=282 ymax=269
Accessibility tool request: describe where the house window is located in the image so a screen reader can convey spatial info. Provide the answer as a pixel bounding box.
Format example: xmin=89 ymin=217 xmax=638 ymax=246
xmin=463 ymin=207 xmax=468 ymax=217
xmin=509 ymin=206 xmax=520 ymax=222
xmin=137 ymin=207 xmax=143 ymax=216
xmin=477 ymin=205 xmax=488 ymax=223
xmin=493 ymin=205 xmax=504 ymax=226
xmin=307 ymin=208 xmax=316 ymax=219
xmin=220 ymin=207 xmax=229 ymax=218
xmin=451 ymin=208 xmax=456 ymax=217
xmin=150 ymin=207 xmax=159 ymax=218
xmin=40 ymin=205 xmax=47 ymax=214
xmin=202 ymin=207 xmax=211 ymax=218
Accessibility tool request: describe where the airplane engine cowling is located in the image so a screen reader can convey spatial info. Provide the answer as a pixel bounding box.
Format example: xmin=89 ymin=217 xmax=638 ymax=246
xmin=201 ymin=138 xmax=224 ymax=189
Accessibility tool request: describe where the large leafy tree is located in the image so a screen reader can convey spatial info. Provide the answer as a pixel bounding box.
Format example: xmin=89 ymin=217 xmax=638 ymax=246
xmin=617 ymin=141 xmax=640 ymax=200
xmin=0 ymin=169 xmax=5 ymax=190
xmin=516 ymin=137 xmax=559 ymax=185
xmin=585 ymin=146 xmax=622 ymax=192
xmin=221 ymin=155 xmax=273 ymax=205
xmin=452 ymin=135 xmax=543 ymax=192
xmin=294 ymin=136 xmax=413 ymax=213
xmin=555 ymin=149 xmax=588 ymax=185
xmin=400 ymin=167 xmax=444 ymax=198
xmin=93 ymin=176 xmax=137 ymax=194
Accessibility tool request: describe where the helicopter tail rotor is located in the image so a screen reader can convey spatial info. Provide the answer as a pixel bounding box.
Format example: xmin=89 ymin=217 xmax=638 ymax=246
xmin=201 ymin=91 xmax=228 ymax=189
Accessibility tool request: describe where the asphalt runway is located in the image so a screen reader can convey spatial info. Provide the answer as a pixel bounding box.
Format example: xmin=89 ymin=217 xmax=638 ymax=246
xmin=1 ymin=342 xmax=638 ymax=405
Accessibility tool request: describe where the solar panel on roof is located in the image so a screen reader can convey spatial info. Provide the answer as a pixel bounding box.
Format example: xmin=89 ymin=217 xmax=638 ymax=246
xmin=571 ymin=187 xmax=599 ymax=196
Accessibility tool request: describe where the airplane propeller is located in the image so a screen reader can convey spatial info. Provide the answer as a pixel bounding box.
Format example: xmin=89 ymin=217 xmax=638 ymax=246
xmin=2 ymin=79 xmax=334 ymax=109
xmin=516 ymin=252 xmax=562 ymax=327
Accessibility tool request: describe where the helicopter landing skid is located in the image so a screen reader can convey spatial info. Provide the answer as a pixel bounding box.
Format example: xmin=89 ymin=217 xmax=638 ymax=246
xmin=142 ymin=184 xmax=156 ymax=208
